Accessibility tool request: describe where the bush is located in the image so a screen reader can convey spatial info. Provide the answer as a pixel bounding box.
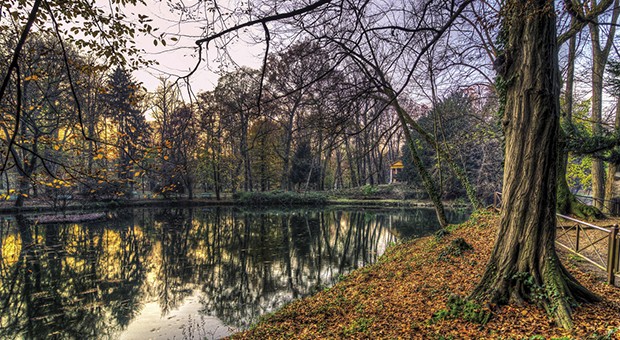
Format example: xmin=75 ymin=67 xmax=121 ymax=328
xmin=431 ymin=295 xmax=491 ymax=325
xmin=329 ymin=184 xmax=427 ymax=200
xmin=235 ymin=191 xmax=328 ymax=206
xmin=438 ymin=238 xmax=473 ymax=261
xmin=362 ymin=184 xmax=378 ymax=196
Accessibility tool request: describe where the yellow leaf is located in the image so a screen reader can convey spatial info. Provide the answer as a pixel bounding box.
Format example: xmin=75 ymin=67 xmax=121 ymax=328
xmin=53 ymin=145 xmax=60 ymax=151
xmin=164 ymin=155 xmax=169 ymax=160
xmin=24 ymin=75 xmax=39 ymax=81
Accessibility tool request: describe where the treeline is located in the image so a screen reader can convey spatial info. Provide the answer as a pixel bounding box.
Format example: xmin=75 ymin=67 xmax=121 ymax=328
xmin=0 ymin=31 xmax=506 ymax=206
xmin=0 ymin=36 xmax=347 ymax=203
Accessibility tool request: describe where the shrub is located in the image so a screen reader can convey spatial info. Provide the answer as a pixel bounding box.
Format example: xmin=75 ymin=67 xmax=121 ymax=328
xmin=362 ymin=184 xmax=378 ymax=196
xmin=438 ymin=238 xmax=473 ymax=261
xmin=235 ymin=191 xmax=328 ymax=206
xmin=431 ymin=295 xmax=491 ymax=325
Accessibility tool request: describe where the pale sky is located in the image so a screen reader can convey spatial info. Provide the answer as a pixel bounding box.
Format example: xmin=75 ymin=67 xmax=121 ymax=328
xmin=98 ymin=0 xmax=265 ymax=95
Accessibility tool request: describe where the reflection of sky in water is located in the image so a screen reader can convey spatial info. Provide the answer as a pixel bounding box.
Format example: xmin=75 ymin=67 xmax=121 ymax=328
xmin=0 ymin=207 xmax=468 ymax=339
xmin=121 ymin=291 xmax=233 ymax=340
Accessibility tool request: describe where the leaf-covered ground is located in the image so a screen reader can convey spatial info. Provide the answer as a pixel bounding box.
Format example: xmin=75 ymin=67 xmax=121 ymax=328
xmin=232 ymin=211 xmax=620 ymax=339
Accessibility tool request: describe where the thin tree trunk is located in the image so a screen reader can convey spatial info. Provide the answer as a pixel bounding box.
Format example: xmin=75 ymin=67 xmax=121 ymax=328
xmin=604 ymin=98 xmax=620 ymax=213
xmin=396 ymin=101 xmax=482 ymax=210
xmin=591 ymin=60 xmax=606 ymax=209
xmin=280 ymin=103 xmax=299 ymax=191
xmin=344 ymin=137 xmax=358 ymax=187
xmin=391 ymin=98 xmax=448 ymax=227
xmin=241 ymin=116 xmax=252 ymax=192
xmin=589 ymin=0 xmax=620 ymax=210
xmin=556 ymin=24 xmax=600 ymax=218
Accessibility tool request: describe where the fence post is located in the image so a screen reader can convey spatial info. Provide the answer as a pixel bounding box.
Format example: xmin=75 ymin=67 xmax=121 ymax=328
xmin=607 ymin=225 xmax=618 ymax=285
xmin=616 ymin=232 xmax=620 ymax=272
xmin=575 ymin=225 xmax=580 ymax=252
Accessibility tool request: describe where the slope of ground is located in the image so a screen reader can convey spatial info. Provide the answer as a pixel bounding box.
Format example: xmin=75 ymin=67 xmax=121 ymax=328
xmin=233 ymin=211 xmax=620 ymax=339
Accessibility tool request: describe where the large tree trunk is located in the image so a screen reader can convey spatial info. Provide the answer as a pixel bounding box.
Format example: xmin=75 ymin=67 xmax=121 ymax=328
xmin=470 ymin=0 xmax=598 ymax=329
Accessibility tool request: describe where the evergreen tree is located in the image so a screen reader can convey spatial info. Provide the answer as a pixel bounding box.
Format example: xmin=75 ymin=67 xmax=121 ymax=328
xmin=100 ymin=66 xmax=148 ymax=197
xmin=290 ymin=140 xmax=318 ymax=190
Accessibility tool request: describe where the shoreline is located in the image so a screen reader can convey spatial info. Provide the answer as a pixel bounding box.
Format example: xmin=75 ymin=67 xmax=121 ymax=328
xmin=0 ymin=197 xmax=470 ymax=215
xmin=232 ymin=212 xmax=620 ymax=339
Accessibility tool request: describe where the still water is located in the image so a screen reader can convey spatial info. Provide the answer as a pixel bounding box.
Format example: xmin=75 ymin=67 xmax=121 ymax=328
xmin=0 ymin=206 xmax=468 ymax=339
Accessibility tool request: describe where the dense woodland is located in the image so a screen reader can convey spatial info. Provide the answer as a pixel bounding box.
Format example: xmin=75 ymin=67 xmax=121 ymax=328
xmin=0 ymin=1 xmax=617 ymax=214
xmin=0 ymin=33 xmax=503 ymax=205
xmin=2 ymin=0 xmax=620 ymax=331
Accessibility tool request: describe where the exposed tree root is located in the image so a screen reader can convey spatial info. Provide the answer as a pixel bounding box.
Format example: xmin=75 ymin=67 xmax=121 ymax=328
xmin=470 ymin=251 xmax=599 ymax=329
xmin=566 ymin=196 xmax=603 ymax=220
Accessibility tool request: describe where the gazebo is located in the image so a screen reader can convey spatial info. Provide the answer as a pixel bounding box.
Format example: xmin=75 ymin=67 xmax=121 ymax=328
xmin=389 ymin=160 xmax=404 ymax=183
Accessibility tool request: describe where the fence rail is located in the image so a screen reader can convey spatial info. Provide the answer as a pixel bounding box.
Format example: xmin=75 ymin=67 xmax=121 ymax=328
xmin=574 ymin=194 xmax=620 ymax=216
xmin=493 ymin=192 xmax=619 ymax=285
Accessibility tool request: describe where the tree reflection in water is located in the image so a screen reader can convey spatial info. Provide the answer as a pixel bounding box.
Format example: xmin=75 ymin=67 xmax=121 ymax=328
xmin=0 ymin=207 xmax=468 ymax=338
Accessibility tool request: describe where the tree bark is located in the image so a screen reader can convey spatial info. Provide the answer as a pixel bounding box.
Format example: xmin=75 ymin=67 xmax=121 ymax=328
xmin=393 ymin=99 xmax=449 ymax=228
xmin=280 ymin=101 xmax=300 ymax=191
xmin=589 ymin=0 xmax=620 ymax=210
xmin=604 ymin=98 xmax=620 ymax=213
xmin=397 ymin=102 xmax=482 ymax=210
xmin=344 ymin=136 xmax=358 ymax=187
xmin=470 ymin=0 xmax=598 ymax=329
xmin=556 ymin=27 xmax=601 ymax=218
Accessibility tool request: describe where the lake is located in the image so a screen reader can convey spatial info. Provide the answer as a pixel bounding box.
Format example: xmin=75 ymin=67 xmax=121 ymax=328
xmin=0 ymin=206 xmax=469 ymax=339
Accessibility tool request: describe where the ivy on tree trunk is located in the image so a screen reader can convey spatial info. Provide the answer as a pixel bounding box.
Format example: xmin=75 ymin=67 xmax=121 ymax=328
xmin=470 ymin=0 xmax=598 ymax=329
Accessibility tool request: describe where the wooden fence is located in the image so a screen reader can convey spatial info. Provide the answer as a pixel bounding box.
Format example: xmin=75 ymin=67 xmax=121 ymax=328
xmin=493 ymin=192 xmax=619 ymax=285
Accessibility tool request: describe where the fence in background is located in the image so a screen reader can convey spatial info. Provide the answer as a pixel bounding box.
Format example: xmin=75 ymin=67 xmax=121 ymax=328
xmin=493 ymin=192 xmax=619 ymax=285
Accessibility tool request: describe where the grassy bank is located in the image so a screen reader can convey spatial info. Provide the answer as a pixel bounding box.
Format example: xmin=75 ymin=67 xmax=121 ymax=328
xmin=328 ymin=184 xmax=429 ymax=201
xmin=233 ymin=212 xmax=620 ymax=339
xmin=0 ymin=184 xmax=457 ymax=214
xmin=234 ymin=191 xmax=328 ymax=206
xmin=0 ymin=198 xmax=236 ymax=214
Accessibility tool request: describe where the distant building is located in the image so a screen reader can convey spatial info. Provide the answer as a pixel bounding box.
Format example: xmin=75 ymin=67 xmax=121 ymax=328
xmin=389 ymin=160 xmax=404 ymax=184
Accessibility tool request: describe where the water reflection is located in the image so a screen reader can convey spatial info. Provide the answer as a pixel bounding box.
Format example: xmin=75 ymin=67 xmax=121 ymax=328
xmin=0 ymin=207 xmax=468 ymax=339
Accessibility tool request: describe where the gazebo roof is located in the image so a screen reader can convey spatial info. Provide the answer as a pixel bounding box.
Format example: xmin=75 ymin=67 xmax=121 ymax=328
xmin=390 ymin=160 xmax=404 ymax=169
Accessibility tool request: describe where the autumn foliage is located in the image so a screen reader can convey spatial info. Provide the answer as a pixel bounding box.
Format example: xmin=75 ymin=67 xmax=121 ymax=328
xmin=233 ymin=212 xmax=620 ymax=339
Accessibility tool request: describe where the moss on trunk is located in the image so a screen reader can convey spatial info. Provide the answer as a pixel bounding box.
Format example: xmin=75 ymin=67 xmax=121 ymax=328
xmin=557 ymin=150 xmax=602 ymax=219
xmin=471 ymin=0 xmax=599 ymax=329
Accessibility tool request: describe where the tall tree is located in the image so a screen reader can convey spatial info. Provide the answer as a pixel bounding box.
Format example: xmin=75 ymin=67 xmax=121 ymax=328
xmin=214 ymin=68 xmax=260 ymax=192
xmin=160 ymin=105 xmax=197 ymax=198
xmin=0 ymin=34 xmax=71 ymax=206
xmin=266 ymin=41 xmax=334 ymax=190
xmin=100 ymin=66 xmax=148 ymax=197
xmin=470 ymin=0 xmax=598 ymax=328
xmin=588 ymin=0 xmax=620 ymax=211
